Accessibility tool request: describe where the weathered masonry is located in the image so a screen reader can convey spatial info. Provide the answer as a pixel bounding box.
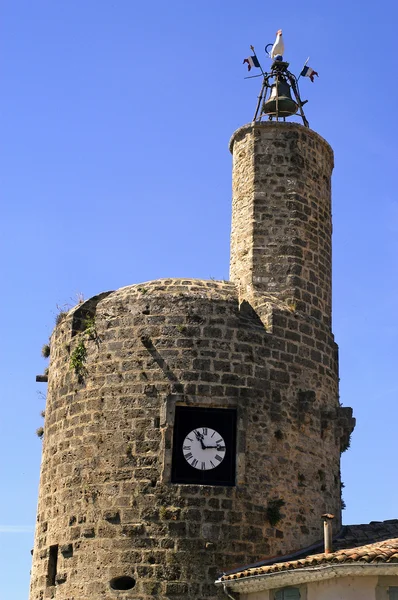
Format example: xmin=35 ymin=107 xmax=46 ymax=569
xmin=30 ymin=122 xmax=354 ymax=600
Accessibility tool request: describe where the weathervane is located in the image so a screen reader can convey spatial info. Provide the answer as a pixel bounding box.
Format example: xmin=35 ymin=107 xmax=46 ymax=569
xmin=243 ymin=30 xmax=318 ymax=128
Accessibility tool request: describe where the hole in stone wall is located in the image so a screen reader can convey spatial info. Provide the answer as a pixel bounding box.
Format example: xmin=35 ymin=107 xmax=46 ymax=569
xmin=47 ymin=545 xmax=58 ymax=586
xmin=60 ymin=543 xmax=73 ymax=558
xmin=104 ymin=511 xmax=120 ymax=524
xmin=110 ymin=576 xmax=136 ymax=591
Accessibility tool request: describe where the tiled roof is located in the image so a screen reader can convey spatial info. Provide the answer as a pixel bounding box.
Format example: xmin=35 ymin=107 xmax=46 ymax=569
xmin=221 ymin=538 xmax=398 ymax=582
xmin=221 ymin=519 xmax=398 ymax=579
xmin=334 ymin=520 xmax=398 ymax=550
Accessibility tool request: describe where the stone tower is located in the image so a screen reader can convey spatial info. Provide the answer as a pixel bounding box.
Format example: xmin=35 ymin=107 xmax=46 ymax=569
xmin=30 ymin=121 xmax=354 ymax=600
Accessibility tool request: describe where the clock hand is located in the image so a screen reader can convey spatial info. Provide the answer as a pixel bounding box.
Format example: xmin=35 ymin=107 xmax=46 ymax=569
xmin=193 ymin=430 xmax=206 ymax=449
xmin=203 ymin=445 xmax=226 ymax=450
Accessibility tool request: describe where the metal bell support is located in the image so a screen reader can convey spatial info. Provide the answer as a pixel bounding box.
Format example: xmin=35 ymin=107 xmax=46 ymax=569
xmin=252 ymin=59 xmax=309 ymax=127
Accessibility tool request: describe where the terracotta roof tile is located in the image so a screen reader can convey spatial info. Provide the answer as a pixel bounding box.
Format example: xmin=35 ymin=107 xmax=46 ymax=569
xmin=334 ymin=520 xmax=398 ymax=550
xmin=221 ymin=538 xmax=398 ymax=582
xmin=221 ymin=519 xmax=398 ymax=579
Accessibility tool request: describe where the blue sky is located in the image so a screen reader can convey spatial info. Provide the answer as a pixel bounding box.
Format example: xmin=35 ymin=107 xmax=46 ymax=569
xmin=1 ymin=1 xmax=398 ymax=597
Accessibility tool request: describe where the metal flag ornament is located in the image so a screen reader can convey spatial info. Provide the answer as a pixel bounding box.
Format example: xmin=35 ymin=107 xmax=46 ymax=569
xmin=243 ymin=31 xmax=318 ymax=128
xmin=300 ymin=63 xmax=319 ymax=82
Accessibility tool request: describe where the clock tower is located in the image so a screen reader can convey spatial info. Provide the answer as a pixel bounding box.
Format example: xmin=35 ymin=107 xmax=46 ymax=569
xmin=30 ymin=121 xmax=355 ymax=600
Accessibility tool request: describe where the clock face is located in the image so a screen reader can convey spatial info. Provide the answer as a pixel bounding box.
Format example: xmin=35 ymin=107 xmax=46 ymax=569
xmin=171 ymin=406 xmax=237 ymax=486
xmin=183 ymin=428 xmax=226 ymax=470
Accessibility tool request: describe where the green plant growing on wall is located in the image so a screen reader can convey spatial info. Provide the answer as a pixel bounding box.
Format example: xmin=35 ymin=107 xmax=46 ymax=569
xmin=266 ymin=498 xmax=285 ymax=526
xmin=55 ymin=306 xmax=69 ymax=325
xmin=41 ymin=344 xmax=51 ymax=358
xmin=36 ymin=427 xmax=44 ymax=439
xmin=341 ymin=433 xmax=352 ymax=453
xmin=70 ymin=340 xmax=87 ymax=381
xmin=340 ymin=481 xmax=346 ymax=510
xmin=84 ymin=316 xmax=97 ymax=341
xmin=76 ymin=291 xmax=85 ymax=304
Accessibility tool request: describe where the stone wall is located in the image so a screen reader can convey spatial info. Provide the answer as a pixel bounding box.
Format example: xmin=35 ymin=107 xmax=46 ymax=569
xmin=30 ymin=278 xmax=353 ymax=600
xmin=230 ymin=122 xmax=334 ymax=327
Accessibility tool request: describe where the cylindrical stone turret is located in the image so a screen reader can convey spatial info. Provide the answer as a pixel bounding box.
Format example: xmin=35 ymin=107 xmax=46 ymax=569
xmin=30 ymin=123 xmax=354 ymax=600
xmin=230 ymin=122 xmax=334 ymax=327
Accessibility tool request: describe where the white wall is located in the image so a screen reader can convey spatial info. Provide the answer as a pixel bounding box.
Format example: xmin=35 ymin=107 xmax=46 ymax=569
xmin=241 ymin=575 xmax=398 ymax=600
xmin=307 ymin=576 xmax=378 ymax=600
xmin=242 ymin=592 xmax=270 ymax=600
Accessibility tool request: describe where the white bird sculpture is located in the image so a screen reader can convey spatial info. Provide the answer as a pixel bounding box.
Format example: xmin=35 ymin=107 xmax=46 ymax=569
xmin=270 ymin=29 xmax=284 ymax=59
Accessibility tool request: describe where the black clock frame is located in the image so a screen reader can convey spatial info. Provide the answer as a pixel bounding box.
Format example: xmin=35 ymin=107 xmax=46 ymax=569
xmin=171 ymin=406 xmax=237 ymax=486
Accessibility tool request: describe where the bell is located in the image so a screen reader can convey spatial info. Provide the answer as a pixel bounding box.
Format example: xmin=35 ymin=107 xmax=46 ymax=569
xmin=262 ymin=77 xmax=298 ymax=118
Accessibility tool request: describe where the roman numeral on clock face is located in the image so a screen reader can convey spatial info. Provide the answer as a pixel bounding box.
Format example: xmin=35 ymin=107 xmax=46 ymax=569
xmin=182 ymin=427 xmax=227 ymax=471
